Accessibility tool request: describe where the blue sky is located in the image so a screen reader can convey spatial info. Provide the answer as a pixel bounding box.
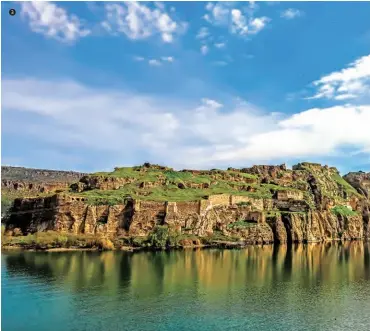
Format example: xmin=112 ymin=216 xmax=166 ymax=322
xmin=2 ymin=1 xmax=370 ymax=174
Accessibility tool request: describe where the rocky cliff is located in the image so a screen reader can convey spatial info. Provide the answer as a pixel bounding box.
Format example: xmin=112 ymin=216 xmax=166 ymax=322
xmin=1 ymin=166 xmax=86 ymax=215
xmin=3 ymin=163 xmax=370 ymax=246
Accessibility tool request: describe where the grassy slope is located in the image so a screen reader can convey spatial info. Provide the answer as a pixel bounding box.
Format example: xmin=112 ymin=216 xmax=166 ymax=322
xmin=2 ymin=164 xmax=363 ymax=207
xmin=76 ymin=167 xmax=274 ymax=204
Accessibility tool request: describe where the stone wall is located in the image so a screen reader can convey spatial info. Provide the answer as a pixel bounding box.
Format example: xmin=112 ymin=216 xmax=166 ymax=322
xmin=207 ymin=194 xmax=231 ymax=206
xmin=231 ymin=196 xmax=264 ymax=210
xmin=276 ymin=190 xmax=304 ymax=201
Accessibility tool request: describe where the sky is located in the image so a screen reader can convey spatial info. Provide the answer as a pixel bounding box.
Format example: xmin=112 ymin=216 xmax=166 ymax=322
xmin=1 ymin=1 xmax=370 ymax=174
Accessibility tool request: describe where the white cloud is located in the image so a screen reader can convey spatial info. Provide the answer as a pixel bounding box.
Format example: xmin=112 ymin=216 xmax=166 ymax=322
xmin=214 ymin=42 xmax=226 ymax=49
xmin=201 ymin=45 xmax=209 ymax=55
xmin=212 ymin=105 xmax=370 ymax=162
xmin=231 ymin=9 xmax=249 ymax=35
xmin=102 ymin=2 xmax=187 ymax=42
xmin=3 ymin=78 xmax=370 ymax=169
xmin=133 ymin=56 xmax=174 ymax=65
xmin=196 ymin=27 xmax=210 ymax=40
xmin=203 ymin=2 xmax=230 ymax=25
xmin=249 ymin=17 xmax=270 ymax=34
xmin=133 ymin=56 xmax=145 ymax=61
xmin=148 ymin=59 xmax=162 ymax=66
xmin=307 ymin=54 xmax=370 ymax=100
xmin=20 ymin=1 xmax=91 ymax=43
xmin=280 ymin=8 xmax=303 ymax=20
xmin=204 ymin=2 xmax=270 ymax=37
xmin=201 ymin=98 xmax=223 ymax=109
xmin=161 ymin=56 xmax=174 ymax=62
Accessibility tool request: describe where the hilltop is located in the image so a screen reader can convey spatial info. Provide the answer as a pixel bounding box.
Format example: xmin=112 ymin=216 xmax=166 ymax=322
xmin=1 ymin=162 xmax=369 ymax=250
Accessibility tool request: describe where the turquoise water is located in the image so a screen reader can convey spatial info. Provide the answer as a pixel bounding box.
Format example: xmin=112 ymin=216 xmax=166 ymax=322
xmin=2 ymin=243 xmax=370 ymax=331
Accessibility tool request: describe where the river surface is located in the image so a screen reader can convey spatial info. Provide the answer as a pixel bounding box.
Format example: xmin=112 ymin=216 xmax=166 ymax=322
xmin=2 ymin=243 xmax=370 ymax=331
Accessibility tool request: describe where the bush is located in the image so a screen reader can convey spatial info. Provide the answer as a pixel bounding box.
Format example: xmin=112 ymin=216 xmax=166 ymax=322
xmin=331 ymin=205 xmax=358 ymax=217
xmin=98 ymin=237 xmax=115 ymax=250
xmin=227 ymin=220 xmax=257 ymax=229
xmin=148 ymin=225 xmax=170 ymax=249
xmin=236 ymin=201 xmax=251 ymax=206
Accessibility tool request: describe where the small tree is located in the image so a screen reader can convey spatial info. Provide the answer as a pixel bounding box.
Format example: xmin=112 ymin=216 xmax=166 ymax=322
xmin=148 ymin=225 xmax=169 ymax=249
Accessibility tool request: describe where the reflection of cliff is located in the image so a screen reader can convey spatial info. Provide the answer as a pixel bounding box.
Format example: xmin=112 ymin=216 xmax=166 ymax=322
xmin=3 ymin=243 xmax=370 ymax=298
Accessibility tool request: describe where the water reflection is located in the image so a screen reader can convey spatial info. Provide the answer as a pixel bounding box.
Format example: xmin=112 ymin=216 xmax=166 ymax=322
xmin=3 ymin=242 xmax=370 ymax=296
xmin=2 ymin=243 xmax=370 ymax=331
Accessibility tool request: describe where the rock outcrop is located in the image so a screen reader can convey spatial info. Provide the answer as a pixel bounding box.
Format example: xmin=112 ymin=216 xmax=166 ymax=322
xmin=3 ymin=163 xmax=370 ymax=245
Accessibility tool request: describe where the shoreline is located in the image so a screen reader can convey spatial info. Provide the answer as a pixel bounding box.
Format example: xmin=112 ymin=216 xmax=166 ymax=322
xmin=2 ymin=239 xmax=368 ymax=253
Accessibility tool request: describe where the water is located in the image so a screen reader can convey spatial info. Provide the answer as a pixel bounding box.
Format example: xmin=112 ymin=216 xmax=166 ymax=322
xmin=2 ymin=243 xmax=370 ymax=331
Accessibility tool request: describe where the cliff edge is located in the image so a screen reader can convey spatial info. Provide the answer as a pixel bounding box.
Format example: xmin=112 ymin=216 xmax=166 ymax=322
xmin=2 ymin=162 xmax=370 ymax=248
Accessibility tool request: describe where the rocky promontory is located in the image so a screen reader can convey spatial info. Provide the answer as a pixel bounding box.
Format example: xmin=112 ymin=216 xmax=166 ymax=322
xmin=2 ymin=162 xmax=370 ymax=249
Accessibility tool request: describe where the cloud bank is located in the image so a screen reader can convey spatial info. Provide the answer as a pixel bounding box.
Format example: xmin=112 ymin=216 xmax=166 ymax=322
xmin=3 ymin=76 xmax=370 ymax=169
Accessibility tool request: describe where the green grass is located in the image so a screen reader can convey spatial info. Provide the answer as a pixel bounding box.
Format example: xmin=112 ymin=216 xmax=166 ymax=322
xmin=227 ymin=220 xmax=258 ymax=229
xmin=74 ymin=179 xmax=274 ymax=205
xmin=94 ymin=167 xmax=162 ymax=182
xmin=203 ymin=230 xmax=240 ymax=243
xmin=331 ymin=173 xmax=361 ymax=197
xmin=331 ymin=205 xmax=359 ymax=217
xmin=260 ymin=183 xmax=302 ymax=192
xmin=1 ymin=231 xmax=105 ymax=249
xmin=226 ymin=171 xmax=258 ymax=179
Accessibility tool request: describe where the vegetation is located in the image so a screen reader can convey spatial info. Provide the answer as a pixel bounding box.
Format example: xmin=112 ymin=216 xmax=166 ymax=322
xmin=76 ymin=180 xmax=276 ymax=205
xmin=1 ymin=231 xmax=115 ymax=250
xmin=236 ymin=201 xmax=252 ymax=206
xmin=1 ymin=195 xmax=13 ymax=216
xmin=331 ymin=205 xmax=359 ymax=217
xmin=331 ymin=173 xmax=361 ymax=197
xmin=203 ymin=230 xmax=240 ymax=243
xmin=227 ymin=220 xmax=257 ymax=229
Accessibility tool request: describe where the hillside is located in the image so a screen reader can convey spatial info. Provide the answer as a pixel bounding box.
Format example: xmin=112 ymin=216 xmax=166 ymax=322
xmin=1 ymin=166 xmax=86 ymax=215
xmin=2 ymin=162 xmax=370 ymax=249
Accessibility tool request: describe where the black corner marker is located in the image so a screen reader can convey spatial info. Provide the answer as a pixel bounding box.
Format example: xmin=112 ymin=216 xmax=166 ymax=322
xmin=9 ymin=9 xmax=16 ymax=16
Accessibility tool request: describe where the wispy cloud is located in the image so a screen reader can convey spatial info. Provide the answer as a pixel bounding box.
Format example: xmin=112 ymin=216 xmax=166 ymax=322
xmin=307 ymin=54 xmax=370 ymax=100
xmin=196 ymin=27 xmax=210 ymax=40
xmin=19 ymin=1 xmax=91 ymax=43
xmin=101 ymin=2 xmax=187 ymax=43
xmin=148 ymin=59 xmax=162 ymax=66
xmin=214 ymin=42 xmax=226 ymax=49
xmin=134 ymin=56 xmax=174 ymax=66
xmin=204 ymin=2 xmax=270 ymax=37
xmin=201 ymin=45 xmax=209 ymax=55
xmin=280 ymin=8 xmax=303 ymax=20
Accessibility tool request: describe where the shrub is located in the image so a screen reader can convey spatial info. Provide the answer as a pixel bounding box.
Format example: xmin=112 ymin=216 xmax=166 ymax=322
xmin=331 ymin=205 xmax=358 ymax=217
xmin=98 ymin=237 xmax=115 ymax=250
xmin=227 ymin=220 xmax=257 ymax=229
xmin=236 ymin=201 xmax=251 ymax=206
xmin=148 ymin=225 xmax=169 ymax=249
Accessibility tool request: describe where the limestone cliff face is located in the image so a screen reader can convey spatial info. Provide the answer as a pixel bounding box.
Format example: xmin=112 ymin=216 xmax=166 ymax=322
xmin=3 ymin=163 xmax=370 ymax=245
